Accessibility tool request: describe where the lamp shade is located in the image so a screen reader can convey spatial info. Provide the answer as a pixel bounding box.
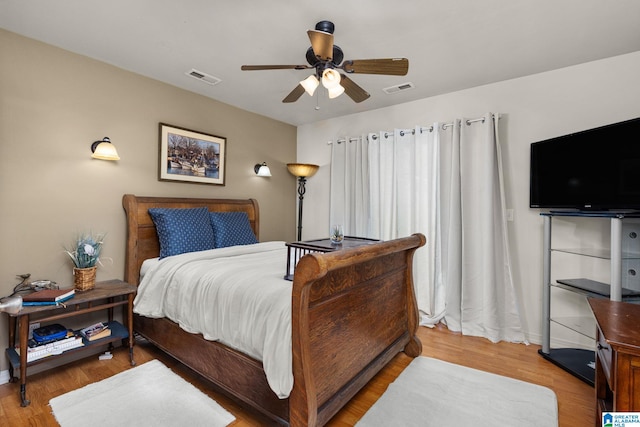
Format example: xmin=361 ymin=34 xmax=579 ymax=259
xmin=300 ymin=75 xmax=319 ymax=96
xmin=328 ymin=85 xmax=345 ymax=99
xmin=287 ymin=163 xmax=319 ymax=178
xmin=91 ymin=137 xmax=120 ymax=160
xmin=321 ymin=69 xmax=341 ymax=89
xmin=0 ymin=295 xmax=22 ymax=314
xmin=254 ymin=162 xmax=272 ymax=177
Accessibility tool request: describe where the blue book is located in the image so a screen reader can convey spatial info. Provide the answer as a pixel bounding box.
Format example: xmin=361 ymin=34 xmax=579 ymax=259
xmin=22 ymin=293 xmax=75 ymax=306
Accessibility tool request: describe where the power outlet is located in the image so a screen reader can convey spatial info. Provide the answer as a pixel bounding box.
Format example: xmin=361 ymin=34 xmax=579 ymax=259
xmin=506 ymin=209 xmax=514 ymax=222
xmin=28 ymin=322 xmax=40 ymax=339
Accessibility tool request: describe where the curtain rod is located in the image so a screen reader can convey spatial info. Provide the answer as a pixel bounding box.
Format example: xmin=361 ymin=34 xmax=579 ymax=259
xmin=329 ymin=113 xmax=500 ymax=144
xmin=333 ymin=136 xmax=361 ymax=144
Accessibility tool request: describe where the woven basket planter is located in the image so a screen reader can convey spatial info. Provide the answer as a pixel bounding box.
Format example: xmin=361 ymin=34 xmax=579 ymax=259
xmin=73 ymin=266 xmax=97 ymax=291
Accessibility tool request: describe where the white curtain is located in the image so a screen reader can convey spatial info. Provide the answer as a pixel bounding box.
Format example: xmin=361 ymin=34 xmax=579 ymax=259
xmin=330 ymin=135 xmax=370 ymax=237
xmin=329 ymin=113 xmax=526 ymax=343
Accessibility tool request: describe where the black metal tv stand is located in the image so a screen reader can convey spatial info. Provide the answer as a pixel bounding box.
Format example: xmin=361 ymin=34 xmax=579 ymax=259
xmin=539 ymin=211 xmax=640 ymax=386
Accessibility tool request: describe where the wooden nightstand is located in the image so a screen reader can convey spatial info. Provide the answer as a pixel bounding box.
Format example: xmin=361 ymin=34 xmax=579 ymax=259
xmin=589 ymin=298 xmax=640 ymax=425
xmin=4 ymin=279 xmax=136 ymax=407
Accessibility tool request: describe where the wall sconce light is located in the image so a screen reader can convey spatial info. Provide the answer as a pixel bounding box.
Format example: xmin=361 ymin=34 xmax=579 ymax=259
xmin=287 ymin=163 xmax=319 ymax=241
xmin=91 ymin=137 xmax=120 ymax=161
xmin=254 ymin=162 xmax=272 ymax=177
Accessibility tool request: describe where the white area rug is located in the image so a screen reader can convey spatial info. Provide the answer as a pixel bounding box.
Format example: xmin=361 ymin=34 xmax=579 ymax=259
xmin=356 ymin=356 xmax=558 ymax=427
xmin=50 ymin=360 xmax=235 ymax=427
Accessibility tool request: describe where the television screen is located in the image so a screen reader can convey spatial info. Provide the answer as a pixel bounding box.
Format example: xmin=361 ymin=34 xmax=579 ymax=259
xmin=530 ymin=117 xmax=640 ymax=211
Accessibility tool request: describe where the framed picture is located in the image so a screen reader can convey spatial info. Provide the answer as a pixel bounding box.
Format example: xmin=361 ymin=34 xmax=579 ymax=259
xmin=159 ymin=123 xmax=226 ymax=185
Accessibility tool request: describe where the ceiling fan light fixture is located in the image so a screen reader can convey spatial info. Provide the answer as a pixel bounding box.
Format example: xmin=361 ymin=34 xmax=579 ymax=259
xmin=241 ymin=21 xmax=408 ymax=105
xmin=321 ymin=68 xmax=341 ymax=89
xmin=300 ymin=75 xmax=319 ymax=96
xmin=328 ymin=84 xmax=345 ymax=99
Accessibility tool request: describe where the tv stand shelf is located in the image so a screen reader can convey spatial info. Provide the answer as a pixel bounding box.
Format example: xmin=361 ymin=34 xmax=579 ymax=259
xmin=554 ymin=278 xmax=640 ymax=299
xmin=539 ymin=212 xmax=640 ymax=386
xmin=547 ymin=210 xmax=640 ymax=217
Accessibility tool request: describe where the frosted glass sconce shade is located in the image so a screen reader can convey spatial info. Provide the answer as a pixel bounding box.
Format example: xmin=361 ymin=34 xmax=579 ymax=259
xmin=254 ymin=162 xmax=272 ymax=177
xmin=91 ymin=137 xmax=120 ymax=161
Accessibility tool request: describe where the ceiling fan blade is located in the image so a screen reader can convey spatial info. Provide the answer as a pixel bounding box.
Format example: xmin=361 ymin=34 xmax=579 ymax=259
xmin=307 ymin=30 xmax=334 ymax=61
xmin=341 ymin=58 xmax=409 ymax=76
xmin=340 ymin=74 xmax=370 ymax=103
xmin=282 ymin=84 xmax=306 ymax=103
xmin=241 ymin=65 xmax=311 ymax=71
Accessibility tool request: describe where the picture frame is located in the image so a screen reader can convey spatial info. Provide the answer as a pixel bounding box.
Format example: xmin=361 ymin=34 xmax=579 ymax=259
xmin=159 ymin=123 xmax=226 ymax=185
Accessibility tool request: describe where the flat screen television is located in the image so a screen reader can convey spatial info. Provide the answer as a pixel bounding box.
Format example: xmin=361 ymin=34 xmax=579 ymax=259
xmin=530 ymin=117 xmax=640 ymax=211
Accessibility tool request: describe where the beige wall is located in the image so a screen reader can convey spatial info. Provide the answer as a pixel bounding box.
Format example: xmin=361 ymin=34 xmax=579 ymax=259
xmin=0 ymin=29 xmax=297 ymax=372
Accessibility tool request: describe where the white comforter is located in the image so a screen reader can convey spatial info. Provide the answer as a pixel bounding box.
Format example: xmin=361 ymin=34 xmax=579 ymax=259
xmin=133 ymin=241 xmax=293 ymax=398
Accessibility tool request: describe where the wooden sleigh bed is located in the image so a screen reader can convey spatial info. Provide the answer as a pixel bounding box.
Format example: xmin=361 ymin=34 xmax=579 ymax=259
xmin=122 ymin=194 xmax=425 ymax=426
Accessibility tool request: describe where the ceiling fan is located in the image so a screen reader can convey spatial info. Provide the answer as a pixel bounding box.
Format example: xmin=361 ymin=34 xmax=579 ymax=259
xmin=241 ymin=21 xmax=409 ymax=104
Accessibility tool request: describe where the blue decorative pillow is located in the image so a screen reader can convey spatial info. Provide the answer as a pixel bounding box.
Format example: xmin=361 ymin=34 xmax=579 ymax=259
xmin=148 ymin=207 xmax=216 ymax=258
xmin=209 ymin=212 xmax=258 ymax=248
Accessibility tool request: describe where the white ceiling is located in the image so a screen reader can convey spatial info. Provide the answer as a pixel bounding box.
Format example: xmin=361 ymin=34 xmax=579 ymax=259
xmin=2 ymin=0 xmax=640 ymax=126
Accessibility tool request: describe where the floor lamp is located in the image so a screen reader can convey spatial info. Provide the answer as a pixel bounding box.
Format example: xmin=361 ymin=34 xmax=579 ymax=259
xmin=287 ymin=163 xmax=319 ymax=241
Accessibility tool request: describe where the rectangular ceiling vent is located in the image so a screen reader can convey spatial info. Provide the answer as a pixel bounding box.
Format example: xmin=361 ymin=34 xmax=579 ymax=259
xmin=186 ymin=69 xmax=222 ymax=86
xmin=383 ymin=82 xmax=414 ymax=94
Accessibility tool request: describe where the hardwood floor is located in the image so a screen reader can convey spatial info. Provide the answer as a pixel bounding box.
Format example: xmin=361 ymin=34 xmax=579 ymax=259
xmin=0 ymin=325 xmax=594 ymax=426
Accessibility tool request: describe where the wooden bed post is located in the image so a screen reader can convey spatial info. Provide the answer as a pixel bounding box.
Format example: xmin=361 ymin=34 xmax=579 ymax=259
xmin=290 ymin=256 xmax=322 ymax=427
xmin=403 ymin=233 xmax=425 ymax=357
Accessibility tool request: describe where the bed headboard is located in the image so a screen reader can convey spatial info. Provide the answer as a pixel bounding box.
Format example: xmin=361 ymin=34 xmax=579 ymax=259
xmin=122 ymin=194 xmax=259 ymax=285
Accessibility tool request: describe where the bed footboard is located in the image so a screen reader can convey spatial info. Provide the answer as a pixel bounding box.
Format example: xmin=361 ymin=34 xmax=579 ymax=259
xmin=289 ymin=233 xmax=425 ymax=427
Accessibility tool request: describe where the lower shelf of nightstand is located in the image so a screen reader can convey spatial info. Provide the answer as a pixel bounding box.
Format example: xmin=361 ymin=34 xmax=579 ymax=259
xmin=6 ymin=320 xmax=129 ymax=369
xmin=539 ymin=348 xmax=595 ymax=386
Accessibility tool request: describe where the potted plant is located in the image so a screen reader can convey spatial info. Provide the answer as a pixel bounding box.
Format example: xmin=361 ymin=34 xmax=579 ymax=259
xmin=330 ymin=225 xmax=344 ymax=244
xmin=65 ymin=232 xmax=105 ymax=291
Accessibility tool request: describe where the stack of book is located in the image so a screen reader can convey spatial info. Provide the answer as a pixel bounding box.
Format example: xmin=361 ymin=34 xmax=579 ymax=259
xmin=22 ymin=288 xmax=75 ymax=306
xmin=16 ymin=321 xmax=113 ymax=362
xmin=17 ymin=328 xmax=84 ymax=362
xmin=79 ymin=322 xmax=112 ymax=341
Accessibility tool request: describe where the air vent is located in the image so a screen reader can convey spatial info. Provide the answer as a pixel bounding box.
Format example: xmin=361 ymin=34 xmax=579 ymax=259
xmin=383 ymin=82 xmax=414 ymax=94
xmin=185 ymin=69 xmax=222 ymax=86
